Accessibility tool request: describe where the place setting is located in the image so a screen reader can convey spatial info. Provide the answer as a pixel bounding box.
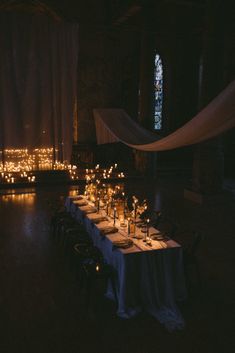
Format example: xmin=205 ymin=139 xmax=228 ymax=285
xmin=67 ymin=168 xmax=181 ymax=253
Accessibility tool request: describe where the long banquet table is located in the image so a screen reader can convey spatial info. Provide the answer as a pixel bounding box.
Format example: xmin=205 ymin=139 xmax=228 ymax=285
xmin=65 ymin=195 xmax=187 ymax=331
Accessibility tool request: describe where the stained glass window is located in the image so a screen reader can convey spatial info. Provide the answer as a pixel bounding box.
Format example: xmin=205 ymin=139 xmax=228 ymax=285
xmin=154 ymin=54 xmax=163 ymax=130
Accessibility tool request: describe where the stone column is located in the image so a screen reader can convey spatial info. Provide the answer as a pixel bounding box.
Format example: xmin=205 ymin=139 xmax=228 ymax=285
xmin=136 ymin=11 xmax=156 ymax=176
xmin=187 ymin=0 xmax=227 ymax=201
xmin=138 ymin=29 xmax=155 ymax=129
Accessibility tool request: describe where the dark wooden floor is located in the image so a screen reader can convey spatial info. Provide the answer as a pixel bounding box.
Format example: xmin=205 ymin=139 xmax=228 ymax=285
xmin=0 ymin=177 xmax=234 ymax=353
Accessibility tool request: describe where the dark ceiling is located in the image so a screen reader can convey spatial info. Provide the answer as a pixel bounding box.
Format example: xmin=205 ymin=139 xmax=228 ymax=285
xmin=0 ymin=0 xmax=234 ymax=39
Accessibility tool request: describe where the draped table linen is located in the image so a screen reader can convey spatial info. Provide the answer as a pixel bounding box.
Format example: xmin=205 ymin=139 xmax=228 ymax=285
xmin=65 ymin=196 xmax=187 ymax=331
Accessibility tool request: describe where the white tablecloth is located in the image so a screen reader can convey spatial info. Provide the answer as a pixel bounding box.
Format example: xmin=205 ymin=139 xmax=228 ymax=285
xmin=65 ymin=196 xmax=187 ymax=331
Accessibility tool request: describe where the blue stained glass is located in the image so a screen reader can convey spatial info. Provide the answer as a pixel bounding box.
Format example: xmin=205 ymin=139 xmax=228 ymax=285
xmin=154 ymin=54 xmax=163 ymax=130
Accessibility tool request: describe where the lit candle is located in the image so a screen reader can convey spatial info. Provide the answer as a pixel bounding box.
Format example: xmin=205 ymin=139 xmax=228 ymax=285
xmin=114 ymin=207 xmax=117 ymax=226
xmin=122 ymin=192 xmax=126 ymax=218
xmin=97 ymin=197 xmax=100 ymax=212
xmin=146 ymin=218 xmax=150 ymax=240
xmin=127 ymin=217 xmax=130 ymax=235
xmin=134 ymin=199 xmax=138 ymax=220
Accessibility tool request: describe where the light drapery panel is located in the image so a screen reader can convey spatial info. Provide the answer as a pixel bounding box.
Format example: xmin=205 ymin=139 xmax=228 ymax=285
xmin=0 ymin=12 xmax=78 ymax=162
xmin=94 ymin=80 xmax=235 ymax=151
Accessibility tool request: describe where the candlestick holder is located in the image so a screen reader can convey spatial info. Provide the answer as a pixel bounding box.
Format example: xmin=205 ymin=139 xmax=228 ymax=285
xmin=133 ymin=221 xmax=136 ymax=238
xmin=106 ymin=202 xmax=109 ymax=216
xmin=130 ymin=217 xmax=138 ymax=238
xmin=119 ymin=214 xmax=126 ymax=228
xmin=129 ymin=219 xmax=135 ymax=237
xmin=143 ymin=219 xmax=150 ymax=242
xmin=141 ymin=224 xmax=147 ymax=242
xmin=127 ymin=217 xmax=131 ymax=237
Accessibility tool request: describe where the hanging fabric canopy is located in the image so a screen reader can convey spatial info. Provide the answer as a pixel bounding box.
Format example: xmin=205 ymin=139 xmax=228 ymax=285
xmin=94 ymin=80 xmax=235 ymax=152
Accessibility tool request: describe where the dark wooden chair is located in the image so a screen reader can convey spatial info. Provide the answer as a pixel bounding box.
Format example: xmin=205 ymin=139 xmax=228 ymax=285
xmin=81 ymin=260 xmax=117 ymax=314
xmin=55 ymin=216 xmax=82 ymax=244
xmin=72 ymin=243 xmax=117 ymax=313
xmin=72 ymin=244 xmax=101 ymax=279
xmin=50 ymin=209 xmax=70 ymax=238
xmin=152 ymin=213 xmax=178 ymax=239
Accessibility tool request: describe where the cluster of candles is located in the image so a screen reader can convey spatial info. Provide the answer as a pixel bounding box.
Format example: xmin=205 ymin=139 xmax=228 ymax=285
xmin=0 ymin=148 xmax=127 ymax=185
xmin=85 ymin=163 xmax=125 ymax=180
xmin=0 ymin=171 xmax=36 ymax=184
xmin=0 ymin=148 xmax=81 ymax=184
xmin=0 ymin=148 xmax=53 ymax=172
xmin=82 ymin=174 xmax=150 ymax=240
xmin=0 ymin=148 xmax=77 ymax=171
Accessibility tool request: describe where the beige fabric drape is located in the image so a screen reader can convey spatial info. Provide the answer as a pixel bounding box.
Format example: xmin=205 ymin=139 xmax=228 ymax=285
xmin=94 ymin=80 xmax=235 ymax=151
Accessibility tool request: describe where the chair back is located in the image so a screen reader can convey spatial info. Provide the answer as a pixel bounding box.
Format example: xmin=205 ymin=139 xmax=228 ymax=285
xmin=190 ymin=232 xmax=202 ymax=256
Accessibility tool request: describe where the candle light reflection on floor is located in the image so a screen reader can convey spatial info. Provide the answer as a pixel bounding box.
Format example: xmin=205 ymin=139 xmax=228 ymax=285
xmin=1 ymin=192 xmax=36 ymax=205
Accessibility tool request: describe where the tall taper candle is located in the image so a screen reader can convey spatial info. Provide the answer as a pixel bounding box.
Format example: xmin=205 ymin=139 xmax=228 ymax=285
xmin=127 ymin=217 xmax=130 ymax=235
xmin=122 ymin=192 xmax=125 ymax=218
xmin=134 ymin=199 xmax=137 ymax=220
xmin=147 ymin=218 xmax=150 ymax=239
xmin=114 ymin=207 xmax=117 ymax=226
xmin=97 ymin=197 xmax=100 ymax=212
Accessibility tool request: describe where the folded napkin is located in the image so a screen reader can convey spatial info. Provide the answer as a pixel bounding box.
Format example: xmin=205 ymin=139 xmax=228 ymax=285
xmin=73 ymin=200 xmax=88 ymax=206
xmin=84 ymin=208 xmax=97 ymax=214
xmin=91 ymin=216 xmax=108 ymax=224
xmin=99 ymin=226 xmax=118 ymax=235
xmin=113 ymin=238 xmax=133 ymax=249
xmin=80 ymin=205 xmax=97 ymax=214
xmin=69 ymin=195 xmax=83 ymax=200
xmin=150 ymin=232 xmax=169 ymax=241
